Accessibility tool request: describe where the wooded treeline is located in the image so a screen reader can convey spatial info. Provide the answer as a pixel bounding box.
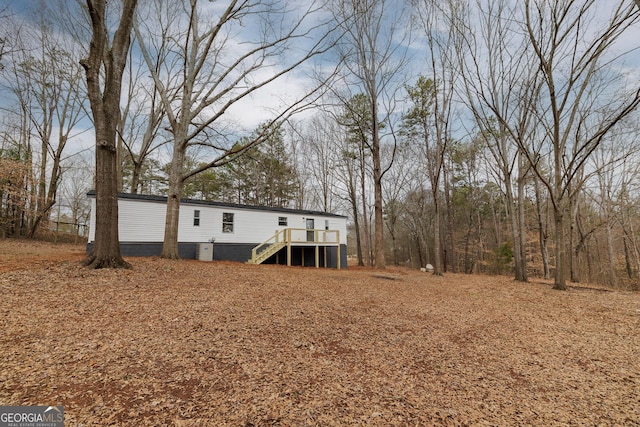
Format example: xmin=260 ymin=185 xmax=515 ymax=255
xmin=1 ymin=0 xmax=640 ymax=288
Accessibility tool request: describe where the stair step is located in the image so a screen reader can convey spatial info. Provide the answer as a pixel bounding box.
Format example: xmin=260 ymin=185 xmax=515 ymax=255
xmin=248 ymin=242 xmax=286 ymax=265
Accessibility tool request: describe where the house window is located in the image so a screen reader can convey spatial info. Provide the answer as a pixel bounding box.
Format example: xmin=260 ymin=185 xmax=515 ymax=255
xmin=278 ymin=216 xmax=288 ymax=226
xmin=193 ymin=210 xmax=200 ymax=226
xmin=222 ymin=212 xmax=234 ymax=233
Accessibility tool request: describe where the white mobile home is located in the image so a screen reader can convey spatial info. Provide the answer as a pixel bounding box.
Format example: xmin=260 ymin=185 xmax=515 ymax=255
xmin=87 ymin=192 xmax=348 ymax=268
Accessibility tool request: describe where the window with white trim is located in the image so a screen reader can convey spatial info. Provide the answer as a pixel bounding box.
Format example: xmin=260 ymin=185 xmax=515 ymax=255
xmin=278 ymin=216 xmax=288 ymax=226
xmin=193 ymin=210 xmax=200 ymax=226
xmin=222 ymin=212 xmax=234 ymax=233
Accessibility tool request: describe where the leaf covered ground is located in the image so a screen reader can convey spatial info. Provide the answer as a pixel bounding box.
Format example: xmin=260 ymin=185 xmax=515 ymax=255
xmin=1 ymin=239 xmax=639 ymax=426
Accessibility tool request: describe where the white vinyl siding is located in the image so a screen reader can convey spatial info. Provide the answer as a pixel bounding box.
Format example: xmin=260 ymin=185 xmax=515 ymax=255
xmin=88 ymin=195 xmax=347 ymax=245
xmin=117 ymin=199 xmax=166 ymax=242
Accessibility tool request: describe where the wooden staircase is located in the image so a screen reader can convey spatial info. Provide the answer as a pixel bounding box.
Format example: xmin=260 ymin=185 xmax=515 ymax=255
xmin=246 ymin=229 xmax=288 ymax=265
xmin=247 ymin=228 xmax=342 ymax=268
xmin=247 ymin=241 xmax=286 ymax=264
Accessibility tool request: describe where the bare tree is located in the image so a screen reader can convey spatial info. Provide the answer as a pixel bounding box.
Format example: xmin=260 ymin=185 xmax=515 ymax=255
xmin=22 ymin=11 xmax=87 ymax=237
xmin=398 ymin=187 xmax=432 ymax=269
xmin=455 ymin=0 xmax=640 ymax=288
xmin=118 ymin=48 xmax=167 ymax=194
xmin=381 ymin=142 xmax=415 ymax=266
xmin=0 ymin=3 xmax=15 ymax=71
xmin=81 ymin=0 xmax=138 ymax=268
xmin=532 ymin=159 xmax=552 ymax=280
xmin=1 ymin=4 xmax=88 ymax=238
xmin=410 ymin=0 xmax=462 ymax=275
xmin=327 ymin=101 xmax=367 ymax=266
xmin=60 ymin=153 xmax=93 ymax=243
xmin=0 ymin=149 xmax=32 ymax=237
xmin=337 ymin=93 xmax=376 ymax=265
xmin=332 ymin=0 xmax=410 ymax=269
xmin=294 ymin=113 xmax=343 ymax=213
xmin=446 ymin=136 xmax=487 ymax=274
xmin=522 ymin=0 xmax=640 ymax=289
xmin=586 ymin=122 xmax=639 ymax=286
xmin=455 ymin=0 xmax=537 ymax=282
xmin=1 ymin=24 xmax=36 ymax=237
xmin=134 ymin=0 xmax=338 ymax=259
xmin=402 ymin=76 xmax=446 ymax=274
xmin=593 ymin=146 xmax=618 ymax=286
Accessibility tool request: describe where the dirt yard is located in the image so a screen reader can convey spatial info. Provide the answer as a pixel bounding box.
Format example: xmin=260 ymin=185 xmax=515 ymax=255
xmin=0 ymin=239 xmax=638 ymax=426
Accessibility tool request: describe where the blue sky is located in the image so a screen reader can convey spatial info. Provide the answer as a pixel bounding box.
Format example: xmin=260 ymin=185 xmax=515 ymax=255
xmin=2 ymin=0 xmax=639 ymax=164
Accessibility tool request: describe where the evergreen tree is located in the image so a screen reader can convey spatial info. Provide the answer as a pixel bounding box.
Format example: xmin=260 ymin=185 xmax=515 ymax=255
xmin=217 ymin=123 xmax=299 ymax=208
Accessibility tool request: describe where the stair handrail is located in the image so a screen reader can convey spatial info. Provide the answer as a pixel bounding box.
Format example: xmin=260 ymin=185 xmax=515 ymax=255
xmin=251 ymin=229 xmax=288 ymax=261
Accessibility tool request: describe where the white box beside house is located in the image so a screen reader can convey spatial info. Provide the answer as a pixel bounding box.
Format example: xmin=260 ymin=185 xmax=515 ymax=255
xmin=86 ymin=192 xmax=348 ymax=268
xmin=195 ymin=243 xmax=214 ymax=261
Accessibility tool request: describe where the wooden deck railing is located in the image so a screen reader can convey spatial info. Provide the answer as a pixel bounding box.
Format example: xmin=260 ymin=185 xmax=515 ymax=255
xmin=248 ymin=228 xmax=341 ymax=268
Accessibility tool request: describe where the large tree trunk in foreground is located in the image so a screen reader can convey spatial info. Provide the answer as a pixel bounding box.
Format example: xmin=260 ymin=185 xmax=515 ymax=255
xmin=81 ymin=0 xmax=138 ymax=269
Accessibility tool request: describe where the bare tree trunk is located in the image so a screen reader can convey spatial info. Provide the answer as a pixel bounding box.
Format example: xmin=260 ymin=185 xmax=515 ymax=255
xmin=33 ymin=137 xmax=48 ymax=236
xmin=625 ymin=212 xmax=640 ymax=278
xmin=117 ymin=120 xmax=124 ymax=192
xmin=432 ymin=192 xmax=442 ymax=276
xmin=161 ymin=142 xmax=186 ymax=259
xmin=130 ymin=164 xmax=141 ymax=194
xmin=621 ymin=213 xmax=640 ymax=280
xmin=476 ymin=205 xmax=485 ymax=267
xmin=390 ymin=229 xmax=398 ymax=266
xmin=360 ymin=156 xmax=371 ymax=266
xmin=605 ymin=220 xmax=617 ymax=287
xmin=517 ymin=152 xmax=528 ymax=281
xmin=372 ymin=118 xmax=385 ymax=268
xmin=534 ymin=177 xmax=551 ymax=279
xmin=553 ymin=205 xmax=567 ymax=290
xmin=81 ymin=0 xmax=137 ymax=269
xmin=505 ymin=180 xmax=524 ymax=281
xmin=623 ymin=233 xmax=634 ymax=279
xmin=29 ymin=143 xmax=64 ymax=238
xmin=352 ymin=203 xmax=364 ymax=266
xmin=569 ymin=191 xmax=580 ymax=283
xmin=416 ymin=233 xmax=425 ymax=268
xmin=346 ymin=159 xmax=364 ymax=266
xmin=463 ymin=209 xmax=473 ymax=274
xmin=443 ymin=158 xmax=456 ymax=272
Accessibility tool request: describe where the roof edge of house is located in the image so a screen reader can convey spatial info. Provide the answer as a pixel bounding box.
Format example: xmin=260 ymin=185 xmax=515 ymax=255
xmin=86 ymin=190 xmax=347 ymax=219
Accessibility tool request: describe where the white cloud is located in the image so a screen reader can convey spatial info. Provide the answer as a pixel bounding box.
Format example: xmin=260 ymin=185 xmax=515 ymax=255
xmin=224 ymin=67 xmax=317 ymax=130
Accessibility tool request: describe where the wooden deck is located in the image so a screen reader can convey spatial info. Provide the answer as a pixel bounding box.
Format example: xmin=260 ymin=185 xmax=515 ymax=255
xmin=247 ymin=228 xmax=341 ymax=269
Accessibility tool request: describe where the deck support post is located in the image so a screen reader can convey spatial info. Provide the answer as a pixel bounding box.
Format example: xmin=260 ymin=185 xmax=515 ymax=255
xmin=287 ymin=228 xmax=291 ymax=266
xmin=337 ymin=231 xmax=341 ymax=270
xmin=248 ymin=227 xmax=342 ymax=268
